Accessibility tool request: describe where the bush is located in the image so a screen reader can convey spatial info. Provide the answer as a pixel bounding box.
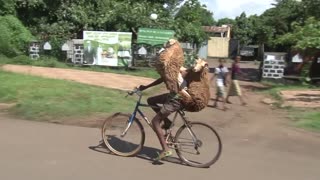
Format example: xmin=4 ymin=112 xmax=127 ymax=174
xmin=0 ymin=15 xmax=34 ymax=57
xmin=11 ymin=55 xmax=32 ymax=65
xmin=32 ymin=56 xmax=68 ymax=68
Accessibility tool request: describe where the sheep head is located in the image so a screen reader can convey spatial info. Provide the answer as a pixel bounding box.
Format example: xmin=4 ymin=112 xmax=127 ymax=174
xmin=192 ymin=58 xmax=208 ymax=72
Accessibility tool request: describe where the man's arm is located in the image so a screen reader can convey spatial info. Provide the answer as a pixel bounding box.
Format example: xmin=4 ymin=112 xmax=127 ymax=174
xmin=139 ymin=78 xmax=163 ymax=91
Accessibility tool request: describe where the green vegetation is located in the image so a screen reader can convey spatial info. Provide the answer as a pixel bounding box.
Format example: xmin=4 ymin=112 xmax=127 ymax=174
xmin=0 ymin=70 xmax=138 ymax=121
xmin=261 ymin=81 xmax=312 ymax=100
xmin=0 ymin=15 xmax=33 ymax=57
xmin=292 ymin=111 xmax=320 ymax=131
xmin=0 ymin=0 xmax=214 ymax=57
xmin=260 ymin=81 xmax=320 ymax=131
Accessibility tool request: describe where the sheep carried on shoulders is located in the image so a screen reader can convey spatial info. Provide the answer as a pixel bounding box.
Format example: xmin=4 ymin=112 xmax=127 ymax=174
xmin=179 ymin=58 xmax=210 ymax=112
xmin=154 ymin=39 xmax=210 ymax=112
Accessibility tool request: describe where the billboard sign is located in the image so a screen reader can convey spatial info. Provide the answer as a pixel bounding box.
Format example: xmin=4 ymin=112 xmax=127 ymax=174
xmin=137 ymin=28 xmax=175 ymax=46
xmin=83 ymin=31 xmax=132 ymax=67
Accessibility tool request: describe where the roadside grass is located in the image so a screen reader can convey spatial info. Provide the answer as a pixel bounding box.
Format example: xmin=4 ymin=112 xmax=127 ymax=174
xmin=290 ymin=110 xmax=320 ymax=132
xmin=0 ymin=55 xmax=159 ymax=79
xmin=259 ymin=80 xmax=320 ymax=131
xmin=260 ymin=80 xmax=315 ymax=101
xmin=0 ymin=70 xmax=141 ymax=121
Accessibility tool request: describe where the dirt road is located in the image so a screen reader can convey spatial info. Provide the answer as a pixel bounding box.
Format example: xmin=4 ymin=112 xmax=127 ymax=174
xmin=0 ymin=62 xmax=320 ymax=179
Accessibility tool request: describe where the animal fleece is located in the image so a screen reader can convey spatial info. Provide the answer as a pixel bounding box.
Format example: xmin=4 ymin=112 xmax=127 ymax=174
xmin=180 ymin=59 xmax=211 ymax=112
xmin=155 ymin=39 xmax=184 ymax=93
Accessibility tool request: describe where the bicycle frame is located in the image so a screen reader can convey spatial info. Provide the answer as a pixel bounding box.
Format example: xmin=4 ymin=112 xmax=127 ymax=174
xmin=121 ymin=90 xmax=199 ymax=147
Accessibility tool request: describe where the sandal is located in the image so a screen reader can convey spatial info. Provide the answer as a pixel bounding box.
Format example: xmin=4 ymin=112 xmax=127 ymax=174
xmin=155 ymin=150 xmax=173 ymax=161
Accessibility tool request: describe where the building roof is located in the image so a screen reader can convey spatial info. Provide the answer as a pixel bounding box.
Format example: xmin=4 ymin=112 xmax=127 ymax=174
xmin=202 ymin=26 xmax=229 ymax=33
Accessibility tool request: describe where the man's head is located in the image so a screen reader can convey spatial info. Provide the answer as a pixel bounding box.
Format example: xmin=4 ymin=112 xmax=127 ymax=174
xmin=218 ymin=58 xmax=226 ymax=67
xmin=234 ymin=55 xmax=241 ymax=63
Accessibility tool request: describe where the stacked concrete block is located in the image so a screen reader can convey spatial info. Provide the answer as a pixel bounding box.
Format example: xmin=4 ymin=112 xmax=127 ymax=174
xmin=72 ymin=39 xmax=84 ymax=64
xmin=29 ymin=42 xmax=40 ymax=60
xmin=262 ymin=53 xmax=286 ymax=79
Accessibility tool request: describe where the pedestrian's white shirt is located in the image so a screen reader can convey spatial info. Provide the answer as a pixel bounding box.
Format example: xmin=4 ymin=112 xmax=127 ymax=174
xmin=215 ymin=67 xmax=228 ymax=87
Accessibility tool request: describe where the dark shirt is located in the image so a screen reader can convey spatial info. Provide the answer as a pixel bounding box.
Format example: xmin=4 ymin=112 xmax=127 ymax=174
xmin=231 ymin=63 xmax=240 ymax=80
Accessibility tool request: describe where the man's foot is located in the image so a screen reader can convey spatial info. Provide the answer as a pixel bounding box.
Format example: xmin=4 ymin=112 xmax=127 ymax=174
xmin=242 ymin=102 xmax=247 ymax=106
xmin=154 ymin=150 xmax=173 ymax=161
xmin=226 ymin=101 xmax=232 ymax=104
xmin=161 ymin=119 xmax=172 ymax=130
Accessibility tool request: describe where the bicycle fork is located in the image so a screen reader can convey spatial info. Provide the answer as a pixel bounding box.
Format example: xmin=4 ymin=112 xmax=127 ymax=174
xmin=120 ymin=114 xmax=136 ymax=137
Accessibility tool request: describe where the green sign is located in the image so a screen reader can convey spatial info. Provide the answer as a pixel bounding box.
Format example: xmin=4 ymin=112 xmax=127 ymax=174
xmin=137 ymin=28 xmax=175 ymax=46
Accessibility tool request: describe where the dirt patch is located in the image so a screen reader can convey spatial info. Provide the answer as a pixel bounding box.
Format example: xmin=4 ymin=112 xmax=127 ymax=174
xmin=280 ymin=90 xmax=320 ymax=108
xmin=0 ymin=103 xmax=15 ymax=111
xmin=1 ymin=64 xmax=155 ymax=91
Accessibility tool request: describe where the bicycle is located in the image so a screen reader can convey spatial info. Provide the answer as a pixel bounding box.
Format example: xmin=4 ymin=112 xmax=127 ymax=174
xmin=101 ymin=88 xmax=222 ymax=168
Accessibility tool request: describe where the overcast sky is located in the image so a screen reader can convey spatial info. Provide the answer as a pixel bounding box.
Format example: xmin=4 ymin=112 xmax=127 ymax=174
xmin=199 ymin=0 xmax=275 ymax=19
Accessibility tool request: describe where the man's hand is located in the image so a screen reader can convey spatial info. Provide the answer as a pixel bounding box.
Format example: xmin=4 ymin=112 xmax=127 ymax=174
xmin=138 ymin=85 xmax=148 ymax=91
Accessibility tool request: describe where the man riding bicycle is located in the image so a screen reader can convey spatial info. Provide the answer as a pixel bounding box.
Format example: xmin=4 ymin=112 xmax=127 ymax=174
xmin=139 ymin=78 xmax=183 ymax=161
xmin=138 ymin=39 xmax=187 ymax=161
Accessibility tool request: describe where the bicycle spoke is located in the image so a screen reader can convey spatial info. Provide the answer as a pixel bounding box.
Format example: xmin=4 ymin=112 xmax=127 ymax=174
xmin=175 ymin=122 xmax=222 ymax=168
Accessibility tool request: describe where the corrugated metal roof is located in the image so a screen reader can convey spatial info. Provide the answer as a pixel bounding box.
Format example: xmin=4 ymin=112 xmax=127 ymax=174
xmin=202 ymin=26 xmax=229 ymax=33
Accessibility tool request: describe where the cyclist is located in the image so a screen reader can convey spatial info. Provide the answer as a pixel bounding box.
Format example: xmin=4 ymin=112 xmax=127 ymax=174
xmin=139 ymin=77 xmax=183 ymax=161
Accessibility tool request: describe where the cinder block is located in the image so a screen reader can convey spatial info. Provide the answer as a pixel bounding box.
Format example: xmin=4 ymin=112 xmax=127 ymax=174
xmin=264 ymin=65 xmax=273 ymax=69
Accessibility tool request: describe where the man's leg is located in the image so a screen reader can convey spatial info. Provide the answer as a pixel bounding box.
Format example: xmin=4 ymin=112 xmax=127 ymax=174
xmin=238 ymin=95 xmax=247 ymax=105
xmin=152 ymin=112 xmax=171 ymax=152
xmin=233 ymin=80 xmax=247 ymax=105
xmin=152 ymin=98 xmax=182 ymax=159
xmin=147 ymin=94 xmax=172 ymax=129
xmin=221 ymin=86 xmax=227 ymax=110
xmin=213 ymin=95 xmax=218 ymax=107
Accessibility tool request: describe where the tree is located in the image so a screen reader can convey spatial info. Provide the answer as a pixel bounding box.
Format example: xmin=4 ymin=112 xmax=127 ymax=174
xmin=0 ymin=15 xmax=33 ymax=57
xmin=0 ymin=0 xmax=16 ymax=15
xmin=232 ymin=12 xmax=256 ymax=48
xmin=276 ymin=17 xmax=320 ymax=50
xmin=302 ymin=0 xmax=320 ymax=19
xmin=174 ymin=0 xmax=215 ymax=47
xmin=216 ymin=18 xmax=235 ymax=26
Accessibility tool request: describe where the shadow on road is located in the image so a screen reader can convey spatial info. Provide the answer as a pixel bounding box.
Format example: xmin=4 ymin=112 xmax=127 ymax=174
xmin=88 ymin=140 xmax=187 ymax=167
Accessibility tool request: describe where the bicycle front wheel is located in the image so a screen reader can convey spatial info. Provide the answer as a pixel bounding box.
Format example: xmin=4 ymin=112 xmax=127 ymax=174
xmin=175 ymin=122 xmax=222 ymax=168
xmin=101 ymin=113 xmax=145 ymax=157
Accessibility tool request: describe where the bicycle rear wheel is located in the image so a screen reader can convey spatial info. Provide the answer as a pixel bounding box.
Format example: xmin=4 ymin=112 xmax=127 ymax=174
xmin=175 ymin=122 xmax=222 ymax=168
xmin=101 ymin=113 xmax=145 ymax=157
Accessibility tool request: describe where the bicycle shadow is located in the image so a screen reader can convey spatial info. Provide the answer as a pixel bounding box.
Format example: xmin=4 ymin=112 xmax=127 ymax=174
xmin=88 ymin=139 xmax=189 ymax=167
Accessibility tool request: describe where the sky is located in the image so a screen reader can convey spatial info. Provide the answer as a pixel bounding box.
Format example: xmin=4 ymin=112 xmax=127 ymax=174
xmin=199 ymin=0 xmax=275 ymax=20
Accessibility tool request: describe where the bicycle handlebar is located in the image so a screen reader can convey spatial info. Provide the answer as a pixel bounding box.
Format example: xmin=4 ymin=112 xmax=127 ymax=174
xmin=126 ymin=88 xmax=142 ymax=97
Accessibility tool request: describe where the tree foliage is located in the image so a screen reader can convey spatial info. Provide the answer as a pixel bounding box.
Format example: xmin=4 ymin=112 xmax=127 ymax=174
xmin=174 ymin=0 xmax=215 ymax=47
xmin=0 ymin=15 xmax=33 ymax=57
xmin=230 ymin=0 xmax=320 ymax=52
xmin=0 ymin=0 xmax=15 ymax=15
xmin=0 ymin=0 xmax=214 ymax=57
xmin=277 ymin=17 xmax=320 ymax=50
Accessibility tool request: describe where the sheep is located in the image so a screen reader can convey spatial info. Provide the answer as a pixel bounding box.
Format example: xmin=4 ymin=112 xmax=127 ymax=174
xmin=154 ymin=39 xmax=184 ymax=94
xmin=153 ymin=40 xmax=210 ymax=112
xmin=179 ymin=58 xmax=211 ymax=112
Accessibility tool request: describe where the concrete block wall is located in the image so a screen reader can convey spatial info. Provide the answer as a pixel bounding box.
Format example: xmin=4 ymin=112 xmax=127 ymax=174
xmin=262 ymin=54 xmax=286 ymax=79
xmin=73 ymin=44 xmax=84 ymax=64
xmin=29 ymin=44 xmax=40 ymax=60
